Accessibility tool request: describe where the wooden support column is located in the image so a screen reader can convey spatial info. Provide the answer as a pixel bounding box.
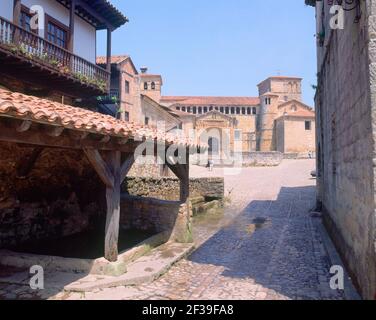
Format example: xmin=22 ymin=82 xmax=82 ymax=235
xmin=13 ymin=0 xmax=22 ymax=44
xmin=84 ymin=149 xmax=135 ymax=262
xmin=106 ymin=27 xmax=112 ymax=94
xmin=104 ymin=151 xmax=121 ymax=262
xmin=166 ymin=150 xmax=190 ymax=202
xmin=68 ymin=0 xmax=76 ymax=52
xmin=13 ymin=0 xmax=21 ymax=25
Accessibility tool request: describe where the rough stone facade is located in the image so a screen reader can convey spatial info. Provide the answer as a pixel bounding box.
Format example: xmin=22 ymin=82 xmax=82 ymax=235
xmin=120 ymin=196 xmax=193 ymax=243
xmin=241 ymin=152 xmax=284 ymax=167
xmin=0 ymin=142 xmax=104 ymax=248
xmin=123 ymin=177 xmax=225 ymax=202
xmin=309 ymin=0 xmax=376 ymax=299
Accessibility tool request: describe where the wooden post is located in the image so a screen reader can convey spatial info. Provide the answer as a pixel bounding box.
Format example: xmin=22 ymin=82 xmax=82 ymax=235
xmin=13 ymin=0 xmax=21 ymax=25
xmin=106 ymin=27 xmax=112 ymax=93
xmin=179 ymin=163 xmax=190 ymax=202
xmin=104 ymin=151 xmax=121 ymax=262
xmin=166 ymin=150 xmax=190 ymax=202
xmin=84 ymin=149 xmax=135 ymax=262
xmin=13 ymin=0 xmax=21 ymax=44
xmin=68 ymin=0 xmax=76 ymax=52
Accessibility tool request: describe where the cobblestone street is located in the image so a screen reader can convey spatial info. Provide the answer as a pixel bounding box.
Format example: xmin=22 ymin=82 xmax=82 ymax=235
xmin=0 ymin=160 xmax=356 ymax=300
xmin=65 ymin=160 xmax=351 ymax=300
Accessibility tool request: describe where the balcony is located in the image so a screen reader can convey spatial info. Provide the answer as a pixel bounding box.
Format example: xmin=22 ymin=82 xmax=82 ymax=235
xmin=0 ymin=17 xmax=110 ymax=98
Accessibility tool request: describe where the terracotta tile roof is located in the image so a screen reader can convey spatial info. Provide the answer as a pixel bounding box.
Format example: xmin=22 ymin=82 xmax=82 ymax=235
xmin=139 ymin=74 xmax=163 ymax=78
xmin=96 ymin=55 xmax=130 ymax=65
xmin=0 ymin=88 xmax=199 ymax=147
xmin=161 ymin=96 xmax=260 ymax=106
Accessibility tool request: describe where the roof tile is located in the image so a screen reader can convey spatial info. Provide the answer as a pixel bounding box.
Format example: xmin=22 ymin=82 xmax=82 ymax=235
xmin=0 ymin=88 xmax=199 ymax=147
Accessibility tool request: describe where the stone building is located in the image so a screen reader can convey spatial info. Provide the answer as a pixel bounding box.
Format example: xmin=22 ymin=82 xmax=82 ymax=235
xmin=306 ymin=0 xmax=376 ymax=299
xmin=154 ymin=75 xmax=315 ymax=161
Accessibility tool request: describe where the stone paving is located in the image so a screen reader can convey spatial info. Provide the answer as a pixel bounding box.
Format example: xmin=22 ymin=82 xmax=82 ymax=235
xmin=0 ymin=160 xmax=355 ymax=300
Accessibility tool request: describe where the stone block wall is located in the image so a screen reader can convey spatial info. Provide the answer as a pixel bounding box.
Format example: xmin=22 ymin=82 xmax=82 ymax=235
xmin=241 ymin=152 xmax=284 ymax=167
xmin=123 ymin=177 xmax=224 ymax=201
xmin=120 ymin=195 xmax=193 ymax=243
xmin=313 ymin=0 xmax=376 ymax=299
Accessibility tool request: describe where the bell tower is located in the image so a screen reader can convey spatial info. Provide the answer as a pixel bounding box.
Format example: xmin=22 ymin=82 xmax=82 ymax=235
xmin=256 ymin=76 xmax=302 ymax=151
xmin=138 ymin=67 xmax=163 ymax=103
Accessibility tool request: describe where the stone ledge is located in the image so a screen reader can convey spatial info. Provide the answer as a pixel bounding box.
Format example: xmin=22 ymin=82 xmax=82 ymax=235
xmin=0 ymin=231 xmax=170 ymax=277
xmin=64 ymin=242 xmax=194 ymax=292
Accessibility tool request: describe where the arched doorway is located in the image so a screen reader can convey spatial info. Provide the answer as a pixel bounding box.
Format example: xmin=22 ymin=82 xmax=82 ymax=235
xmin=208 ymin=136 xmax=220 ymax=156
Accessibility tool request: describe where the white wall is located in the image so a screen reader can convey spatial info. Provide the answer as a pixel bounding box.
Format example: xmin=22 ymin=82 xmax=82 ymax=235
xmin=0 ymin=0 xmax=97 ymax=63
xmin=0 ymin=0 xmax=14 ymax=21
xmin=73 ymin=16 xmax=96 ymax=64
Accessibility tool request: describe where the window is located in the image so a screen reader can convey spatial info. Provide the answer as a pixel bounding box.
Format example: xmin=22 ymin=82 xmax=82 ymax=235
xmin=144 ymin=82 xmax=148 ymax=90
xmin=193 ymin=107 xmax=197 ymax=114
xmin=182 ymin=107 xmax=186 ymax=112
xmin=198 ymin=107 xmax=202 ymax=114
xmin=151 ymin=82 xmax=156 ymax=90
xmin=20 ymin=7 xmax=38 ymax=33
xmin=187 ymin=107 xmax=191 ymax=113
xmin=46 ymin=20 xmax=68 ymax=49
xmin=220 ymin=107 xmax=224 ymax=113
xmin=236 ymin=107 xmax=241 ymax=115
xmin=231 ymin=107 xmax=235 ymax=114
xmin=305 ymin=121 xmax=312 ymax=131
xmin=242 ymin=108 xmax=246 ymax=115
xmin=176 ymin=107 xmax=181 ymax=111
xmin=124 ymin=112 xmax=129 ymax=122
xmin=252 ymin=107 xmax=257 ymax=115
xmin=225 ymin=107 xmax=229 ymax=115
xmin=204 ymin=107 xmax=208 ymax=113
xmin=234 ymin=130 xmax=242 ymax=141
xmin=265 ymin=97 xmax=271 ymax=105
xmin=247 ymin=108 xmax=251 ymax=115
xmin=124 ymin=80 xmax=130 ymax=94
xmin=145 ymin=117 xmax=150 ymax=125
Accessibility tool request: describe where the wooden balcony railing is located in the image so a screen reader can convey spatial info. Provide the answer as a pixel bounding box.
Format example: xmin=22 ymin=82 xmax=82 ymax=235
xmin=0 ymin=17 xmax=110 ymax=92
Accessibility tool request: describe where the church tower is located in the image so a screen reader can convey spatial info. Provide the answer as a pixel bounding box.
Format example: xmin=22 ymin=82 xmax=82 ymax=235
xmin=138 ymin=67 xmax=163 ymax=103
xmin=257 ymin=76 xmax=303 ymax=151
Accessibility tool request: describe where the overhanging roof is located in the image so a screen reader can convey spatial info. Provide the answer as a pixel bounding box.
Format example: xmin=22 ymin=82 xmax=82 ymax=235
xmin=55 ymin=0 xmax=128 ymax=30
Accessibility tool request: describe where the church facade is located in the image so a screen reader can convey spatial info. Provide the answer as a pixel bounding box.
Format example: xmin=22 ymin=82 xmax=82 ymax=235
xmin=97 ymin=56 xmax=315 ymax=160
xmin=150 ymin=74 xmax=316 ymax=159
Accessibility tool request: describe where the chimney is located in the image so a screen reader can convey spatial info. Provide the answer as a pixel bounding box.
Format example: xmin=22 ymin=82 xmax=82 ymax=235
xmin=140 ymin=67 xmax=148 ymax=74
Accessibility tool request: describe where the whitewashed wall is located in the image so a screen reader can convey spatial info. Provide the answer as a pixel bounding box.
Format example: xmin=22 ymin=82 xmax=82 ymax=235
xmin=0 ymin=0 xmax=97 ymax=63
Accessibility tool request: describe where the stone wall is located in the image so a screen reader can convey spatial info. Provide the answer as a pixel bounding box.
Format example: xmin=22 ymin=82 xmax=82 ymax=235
xmin=312 ymin=0 xmax=376 ymax=299
xmin=120 ymin=195 xmax=193 ymax=243
xmin=0 ymin=142 xmax=104 ymax=248
xmin=241 ymin=152 xmax=284 ymax=167
xmin=123 ymin=177 xmax=224 ymax=201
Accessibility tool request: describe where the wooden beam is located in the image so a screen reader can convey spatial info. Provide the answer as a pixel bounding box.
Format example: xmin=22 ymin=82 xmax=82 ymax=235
xmin=16 ymin=147 xmax=44 ymax=178
xmin=104 ymin=150 xmax=121 ymax=262
xmin=120 ymin=153 xmax=135 ymax=182
xmin=0 ymin=118 xmax=141 ymax=153
xmin=68 ymin=0 xmax=76 ymax=52
xmin=75 ymin=0 xmax=115 ymax=30
xmin=83 ymin=148 xmax=114 ymax=188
